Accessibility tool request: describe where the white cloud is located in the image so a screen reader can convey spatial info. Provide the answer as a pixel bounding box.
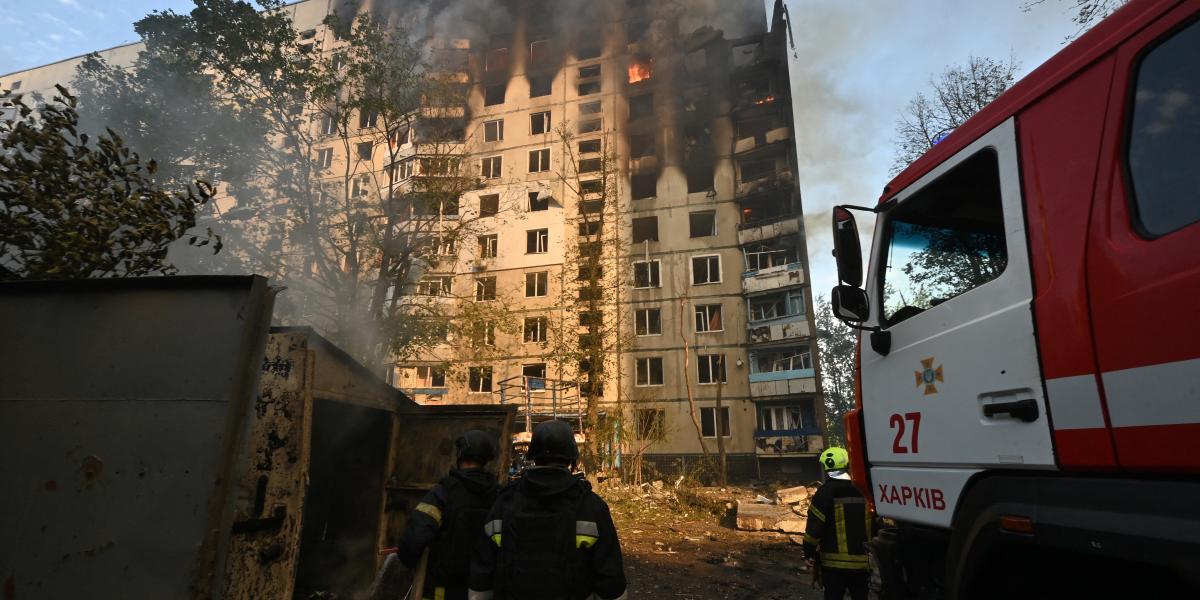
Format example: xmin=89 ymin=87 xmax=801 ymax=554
xmin=57 ymin=0 xmax=80 ymax=7
xmin=36 ymin=11 xmax=85 ymax=38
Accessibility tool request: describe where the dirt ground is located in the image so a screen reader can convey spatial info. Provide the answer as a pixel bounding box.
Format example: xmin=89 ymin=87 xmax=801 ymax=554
xmin=602 ymin=483 xmax=822 ymax=599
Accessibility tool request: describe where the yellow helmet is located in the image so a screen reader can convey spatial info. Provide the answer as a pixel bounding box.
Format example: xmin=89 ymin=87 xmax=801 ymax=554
xmin=820 ymin=447 xmax=850 ymax=471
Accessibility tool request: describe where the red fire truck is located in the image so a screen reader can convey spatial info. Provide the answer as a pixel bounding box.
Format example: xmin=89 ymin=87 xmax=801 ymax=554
xmin=828 ymin=0 xmax=1200 ymax=596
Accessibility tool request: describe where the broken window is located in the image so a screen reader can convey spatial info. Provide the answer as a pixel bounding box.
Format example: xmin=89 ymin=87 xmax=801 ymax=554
xmin=529 ymin=39 xmax=551 ymax=65
xmin=475 ymin=277 xmax=497 ymax=301
xmin=628 ymin=57 xmax=653 ymax=84
xmin=579 ymin=199 xmax=604 ymax=215
xmin=321 ymin=114 xmax=337 ymax=135
xmin=732 ymin=42 xmax=762 ymax=67
xmin=635 ymin=307 xmax=662 ymax=336
xmin=739 ymin=158 xmax=775 ymax=182
xmin=529 ymin=148 xmax=551 ymax=173
xmin=481 ymin=156 xmax=502 ymax=179
xmin=759 ymin=403 xmax=815 ymax=433
xmin=529 ymin=75 xmax=552 ymax=97
xmin=578 ymin=241 xmax=602 ymax=259
xmin=578 ymin=118 xmax=602 ymax=133
xmin=691 ymin=255 xmax=721 ymax=285
xmin=576 ymin=38 xmax=602 ymax=60
xmin=485 ymin=47 xmax=509 ymax=72
xmin=580 ymin=179 xmax=603 ymax=195
xmin=356 ymin=142 xmax=373 ymax=160
xmin=701 ymin=406 xmax=731 ymax=437
xmin=417 ymin=276 xmax=453 ymax=296
xmin=631 ymin=216 xmax=658 ymax=243
xmin=694 ymin=304 xmax=723 ymax=332
xmin=633 ymin=260 xmax=661 ymax=288
xmin=316 ymin=148 xmax=333 ymax=169
xmin=631 ymin=172 xmax=656 ymax=199
xmin=697 ymin=354 xmax=727 ymax=385
xmin=469 ymin=366 xmax=494 ymax=392
xmin=635 ymin=357 xmax=664 ymax=386
xmin=689 ymin=210 xmax=716 ymax=238
xmin=522 ymin=363 xmax=547 ymax=387
xmin=629 ymin=94 xmax=653 ymax=120
xmin=750 ymin=347 xmax=813 ymax=373
xmin=351 ymin=174 xmax=370 ymax=197
xmin=484 ymin=83 xmax=507 ymax=106
xmin=580 ymin=101 xmax=602 ymax=115
xmin=390 ymin=158 xmax=415 ymax=180
xmin=528 ymin=191 xmax=550 ymax=211
xmin=579 ymin=64 xmax=601 ymax=79
xmin=629 ymin=133 xmax=654 ymax=158
xmin=523 ymin=317 xmax=548 ymax=343
xmin=526 ymin=271 xmax=548 ymax=297
xmin=530 ymin=111 xmax=552 ymax=135
xmin=748 ymin=290 xmax=805 ymax=321
xmin=687 ymin=163 xmax=713 ymax=193
xmin=478 ymin=234 xmax=498 ymax=258
xmin=414 ymin=366 xmax=447 ymax=388
xmin=471 ymin=323 xmax=496 ymax=347
xmin=484 ymin=119 xmax=504 ymax=142
xmin=579 ymin=221 xmax=602 ymax=236
xmin=359 ymin=110 xmax=378 ymax=129
xmin=479 ymin=194 xmax=499 ymax=217
xmin=579 ymin=158 xmax=602 ymax=173
xmin=578 ymin=80 xmax=601 ymax=96
xmin=526 ymin=228 xmax=549 ymax=253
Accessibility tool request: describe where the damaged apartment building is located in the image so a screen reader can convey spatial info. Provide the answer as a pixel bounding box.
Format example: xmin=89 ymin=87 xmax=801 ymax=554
xmin=0 ymin=0 xmax=825 ymax=480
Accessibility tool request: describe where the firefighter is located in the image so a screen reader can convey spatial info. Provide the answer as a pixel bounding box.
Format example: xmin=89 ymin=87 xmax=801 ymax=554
xmin=397 ymin=430 xmax=500 ymax=600
xmin=468 ymin=419 xmax=627 ymax=600
xmin=803 ymin=447 xmax=873 ymax=600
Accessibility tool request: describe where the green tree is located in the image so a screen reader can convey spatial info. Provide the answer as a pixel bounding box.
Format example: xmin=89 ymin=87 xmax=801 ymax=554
xmin=0 ymin=87 xmax=218 ymax=280
xmin=815 ymin=295 xmax=857 ymax=446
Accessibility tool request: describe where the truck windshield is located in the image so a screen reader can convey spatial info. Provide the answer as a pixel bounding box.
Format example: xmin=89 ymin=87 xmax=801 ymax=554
xmin=881 ymin=148 xmax=1007 ymax=326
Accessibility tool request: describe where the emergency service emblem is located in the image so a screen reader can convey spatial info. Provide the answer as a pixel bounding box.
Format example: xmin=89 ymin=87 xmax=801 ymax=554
xmin=915 ymin=358 xmax=944 ymax=395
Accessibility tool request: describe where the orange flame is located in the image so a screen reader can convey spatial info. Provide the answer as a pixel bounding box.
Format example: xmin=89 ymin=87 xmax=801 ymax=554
xmin=753 ymin=95 xmax=776 ymax=106
xmin=628 ymin=60 xmax=653 ymax=84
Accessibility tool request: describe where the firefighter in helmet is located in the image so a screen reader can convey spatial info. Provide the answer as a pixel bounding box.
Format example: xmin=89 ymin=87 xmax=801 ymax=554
xmin=803 ymin=446 xmax=873 ymax=600
xmin=397 ymin=430 xmax=500 ymax=600
xmin=469 ymin=419 xmax=628 ymax=600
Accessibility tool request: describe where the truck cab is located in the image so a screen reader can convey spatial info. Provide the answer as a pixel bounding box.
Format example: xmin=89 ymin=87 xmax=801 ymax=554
xmin=829 ymin=0 xmax=1200 ymax=597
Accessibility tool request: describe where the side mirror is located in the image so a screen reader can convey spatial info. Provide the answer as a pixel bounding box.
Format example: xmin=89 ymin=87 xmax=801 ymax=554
xmin=832 ymin=206 xmax=863 ymax=287
xmin=831 ymin=284 xmax=869 ymax=323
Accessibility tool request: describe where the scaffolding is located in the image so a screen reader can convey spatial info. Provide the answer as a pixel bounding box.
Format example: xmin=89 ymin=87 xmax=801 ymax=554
xmin=496 ymin=375 xmax=585 ymax=435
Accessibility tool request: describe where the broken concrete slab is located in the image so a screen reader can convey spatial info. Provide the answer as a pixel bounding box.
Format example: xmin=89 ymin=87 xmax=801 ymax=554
xmin=735 ymin=500 xmax=793 ymax=531
xmin=777 ymin=518 xmax=807 ymax=534
xmin=776 ymin=485 xmax=814 ymax=505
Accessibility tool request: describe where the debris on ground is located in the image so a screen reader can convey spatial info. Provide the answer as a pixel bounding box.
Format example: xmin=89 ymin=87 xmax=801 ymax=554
xmin=733 ymin=482 xmax=820 ymax=534
xmin=601 ymin=481 xmax=819 ymax=599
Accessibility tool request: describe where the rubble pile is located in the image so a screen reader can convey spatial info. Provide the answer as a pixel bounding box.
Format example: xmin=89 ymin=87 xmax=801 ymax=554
xmin=735 ymin=484 xmax=818 ymax=539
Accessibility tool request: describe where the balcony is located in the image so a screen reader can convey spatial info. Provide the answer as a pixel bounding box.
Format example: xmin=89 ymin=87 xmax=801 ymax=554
xmin=743 ymin=261 xmax=805 ymax=295
xmin=748 ymin=347 xmax=816 ymax=397
xmin=737 ymin=214 xmax=799 ymax=244
xmin=733 ymin=126 xmax=791 ymax=156
xmin=754 ymin=400 xmax=823 ymax=456
xmin=747 ymin=288 xmax=808 ymax=342
xmin=756 ymin=434 xmax=825 ymax=456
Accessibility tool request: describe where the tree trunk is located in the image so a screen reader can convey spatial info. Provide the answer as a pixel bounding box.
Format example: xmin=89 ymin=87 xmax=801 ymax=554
xmin=714 ymin=354 xmax=727 ymax=486
xmin=678 ymin=297 xmax=710 ymax=462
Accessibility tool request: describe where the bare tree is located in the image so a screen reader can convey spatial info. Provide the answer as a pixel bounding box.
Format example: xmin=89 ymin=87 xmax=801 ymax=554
xmin=1024 ymin=0 xmax=1129 ymax=40
xmin=543 ymin=124 xmax=632 ymax=474
xmin=891 ymin=55 xmax=1020 ymax=175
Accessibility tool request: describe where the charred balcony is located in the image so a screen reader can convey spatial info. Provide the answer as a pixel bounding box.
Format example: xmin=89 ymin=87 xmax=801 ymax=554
xmin=746 ymin=288 xmax=810 ymax=344
xmin=755 ymin=399 xmax=824 ymax=457
xmin=747 ymin=344 xmax=816 ymax=397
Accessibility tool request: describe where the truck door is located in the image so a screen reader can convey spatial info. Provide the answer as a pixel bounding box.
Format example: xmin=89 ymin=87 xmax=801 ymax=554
xmin=861 ymin=119 xmax=1056 ymax=528
xmin=1088 ymin=4 xmax=1200 ymax=471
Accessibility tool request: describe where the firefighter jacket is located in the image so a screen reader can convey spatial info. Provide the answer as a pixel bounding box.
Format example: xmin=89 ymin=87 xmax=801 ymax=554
xmin=802 ymin=476 xmax=874 ymax=571
xmin=467 ymin=466 xmax=628 ymax=600
xmin=398 ymin=467 xmax=499 ymax=600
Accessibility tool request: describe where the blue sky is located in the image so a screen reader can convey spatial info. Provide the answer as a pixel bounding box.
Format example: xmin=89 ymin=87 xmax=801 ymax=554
xmin=0 ymin=0 xmax=1086 ymax=296
xmin=0 ymin=0 xmax=195 ymax=76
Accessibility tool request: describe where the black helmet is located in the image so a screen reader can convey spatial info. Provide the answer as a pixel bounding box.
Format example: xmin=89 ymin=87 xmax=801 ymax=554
xmin=528 ymin=420 xmax=578 ymax=465
xmin=455 ymin=430 xmax=496 ymax=465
